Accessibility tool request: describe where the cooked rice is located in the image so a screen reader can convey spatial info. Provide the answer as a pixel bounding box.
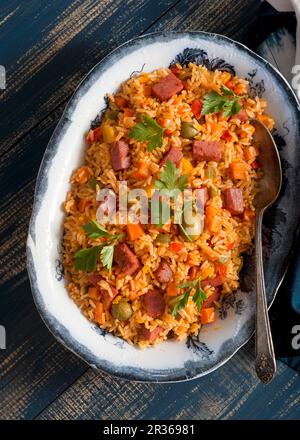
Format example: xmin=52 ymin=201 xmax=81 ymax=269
xmin=62 ymin=63 xmax=274 ymax=348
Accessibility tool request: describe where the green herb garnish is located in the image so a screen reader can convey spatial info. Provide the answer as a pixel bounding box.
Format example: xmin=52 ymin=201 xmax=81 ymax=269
xmin=100 ymin=245 xmax=115 ymax=272
xmin=129 ymin=114 xmax=164 ymax=151
xmin=170 ymin=275 xmax=206 ymax=317
xmin=155 ymin=160 xmax=188 ymax=195
xmin=202 ymin=85 xmax=245 ymax=118
xmin=75 ymin=220 xmax=124 ymax=272
xmin=74 ymin=246 xmax=101 ymax=272
xmin=82 ymin=220 xmax=111 ymax=239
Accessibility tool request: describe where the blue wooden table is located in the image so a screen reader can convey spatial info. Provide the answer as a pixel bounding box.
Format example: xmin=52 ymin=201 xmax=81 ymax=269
xmin=0 ymin=0 xmax=300 ymax=420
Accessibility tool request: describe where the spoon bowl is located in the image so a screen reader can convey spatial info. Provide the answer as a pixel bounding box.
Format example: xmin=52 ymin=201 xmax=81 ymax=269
xmin=252 ymin=119 xmax=282 ymax=210
xmin=251 ymin=118 xmax=282 ymax=384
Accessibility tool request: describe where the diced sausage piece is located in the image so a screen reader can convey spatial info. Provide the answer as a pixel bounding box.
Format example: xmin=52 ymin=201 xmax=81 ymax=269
xmin=195 ymin=187 xmax=209 ymax=211
xmin=201 ymin=276 xmax=224 ymax=289
xmin=138 ymin=325 xmax=163 ymax=343
xmin=89 ymin=274 xmax=102 ymax=287
xmin=154 ymin=260 xmax=173 ymax=283
xmin=201 ymin=288 xmax=221 ymax=309
xmin=100 ymin=286 xmax=118 ymax=310
xmin=234 ymin=109 xmax=248 ymax=122
xmin=152 ymin=72 xmax=183 ymax=101
xmin=160 ymin=147 xmax=183 ymax=167
xmin=193 ymin=140 xmax=222 ymax=162
xmin=142 ymin=289 xmax=166 ymax=318
xmin=111 ymin=140 xmax=131 ymax=171
xmin=114 ymin=243 xmax=141 ymax=276
xmin=224 ymin=188 xmax=244 ymax=215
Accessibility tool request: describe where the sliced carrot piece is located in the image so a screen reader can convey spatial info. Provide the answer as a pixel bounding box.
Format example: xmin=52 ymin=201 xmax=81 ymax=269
xmin=205 ymin=205 xmax=222 ymax=233
xmin=229 ymin=161 xmax=248 ymax=180
xmin=134 ymin=161 xmax=150 ymax=180
xmin=88 ymin=287 xmax=100 ymax=300
xmin=143 ymin=85 xmax=152 ymax=97
xmin=167 ymin=282 xmax=179 ymax=297
xmin=243 ymin=146 xmax=257 ymax=161
xmin=94 ymin=302 xmax=104 ymax=324
xmin=127 ymin=223 xmax=144 ymax=240
xmin=74 ymin=166 xmax=92 ymax=184
xmin=200 ymin=307 xmax=216 ymax=324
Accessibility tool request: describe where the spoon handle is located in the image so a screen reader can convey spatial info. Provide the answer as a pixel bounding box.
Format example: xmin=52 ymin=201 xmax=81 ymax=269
xmin=255 ymin=211 xmax=276 ymax=384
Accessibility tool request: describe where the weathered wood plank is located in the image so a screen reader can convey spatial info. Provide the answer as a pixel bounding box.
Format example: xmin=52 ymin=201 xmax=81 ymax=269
xmin=0 ymin=0 xmax=177 ymax=156
xmin=0 ymin=0 xmax=181 ymax=420
xmin=3 ymin=0 xmax=296 ymax=422
xmin=36 ymin=341 xmax=300 ymax=420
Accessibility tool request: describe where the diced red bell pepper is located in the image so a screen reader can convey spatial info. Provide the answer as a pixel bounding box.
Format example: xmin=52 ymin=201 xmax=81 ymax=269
xmin=191 ymin=99 xmax=202 ymax=119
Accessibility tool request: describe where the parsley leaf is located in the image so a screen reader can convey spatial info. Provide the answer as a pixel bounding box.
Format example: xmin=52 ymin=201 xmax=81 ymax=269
xmin=202 ymin=85 xmax=244 ymax=118
xmin=193 ymin=284 xmax=207 ymax=310
xmin=74 ymin=246 xmax=101 ymax=272
xmin=129 ymin=114 xmax=164 ymax=151
xmin=170 ymin=289 xmax=191 ymax=317
xmin=100 ymin=245 xmax=114 ymax=271
xmin=170 ymin=275 xmax=206 ymax=317
xmin=75 ymin=222 xmax=125 ymax=272
xmin=155 ymin=160 xmax=188 ymax=193
xmin=82 ymin=220 xmax=110 ymax=239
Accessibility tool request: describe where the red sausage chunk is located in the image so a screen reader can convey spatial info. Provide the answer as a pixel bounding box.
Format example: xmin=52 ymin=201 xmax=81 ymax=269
xmin=193 ymin=140 xmax=222 ymax=162
xmin=224 ymin=188 xmax=244 ymax=215
xmin=138 ymin=325 xmax=163 ymax=343
xmin=160 ymin=147 xmax=183 ymax=167
xmin=111 ymin=140 xmax=131 ymax=171
xmin=234 ymin=109 xmax=248 ymax=122
xmin=201 ymin=276 xmax=224 ymax=289
xmin=201 ymin=288 xmax=221 ymax=309
xmin=114 ymin=243 xmax=141 ymax=276
xmin=152 ymin=72 xmax=183 ymax=101
xmin=154 ymin=261 xmax=173 ymax=283
xmin=142 ymin=289 xmax=166 ymax=318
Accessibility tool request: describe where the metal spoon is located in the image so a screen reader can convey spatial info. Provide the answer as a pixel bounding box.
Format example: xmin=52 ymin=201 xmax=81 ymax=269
xmin=251 ymin=119 xmax=282 ymax=384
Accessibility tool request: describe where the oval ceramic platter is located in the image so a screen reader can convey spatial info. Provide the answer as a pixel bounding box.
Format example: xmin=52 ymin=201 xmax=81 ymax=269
xmin=27 ymin=32 xmax=300 ymax=382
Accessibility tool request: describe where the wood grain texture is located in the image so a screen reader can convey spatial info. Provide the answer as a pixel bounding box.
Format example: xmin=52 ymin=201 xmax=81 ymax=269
xmin=37 ymin=341 xmax=300 ymax=420
xmin=1 ymin=0 xmax=299 ymax=421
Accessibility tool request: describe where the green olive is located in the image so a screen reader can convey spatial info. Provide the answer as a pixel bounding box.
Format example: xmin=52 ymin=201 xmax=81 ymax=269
xmin=180 ymin=122 xmax=199 ymax=139
xmin=155 ymin=233 xmax=171 ymax=244
xmin=111 ymin=301 xmax=133 ymax=321
xmin=180 ymin=212 xmax=203 ymax=241
xmin=105 ymin=109 xmax=119 ymax=121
